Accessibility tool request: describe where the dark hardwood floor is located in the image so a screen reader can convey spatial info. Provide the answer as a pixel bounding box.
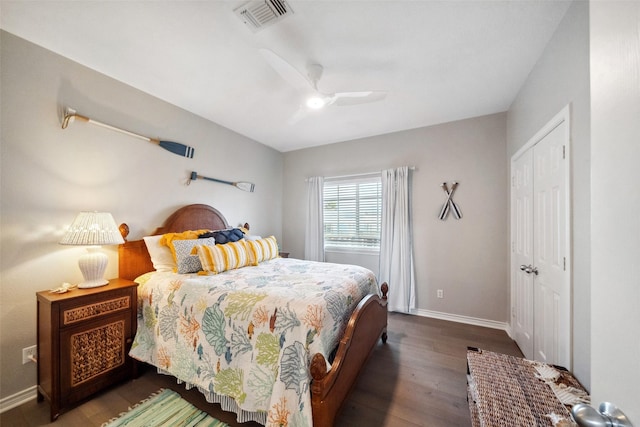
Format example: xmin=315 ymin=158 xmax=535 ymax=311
xmin=1 ymin=312 xmax=521 ymax=427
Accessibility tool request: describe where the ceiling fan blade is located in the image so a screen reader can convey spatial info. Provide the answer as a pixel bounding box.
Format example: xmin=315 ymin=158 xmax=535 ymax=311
xmin=287 ymin=105 xmax=308 ymax=125
xmin=331 ymin=91 xmax=387 ymax=106
xmin=259 ymin=48 xmax=311 ymax=92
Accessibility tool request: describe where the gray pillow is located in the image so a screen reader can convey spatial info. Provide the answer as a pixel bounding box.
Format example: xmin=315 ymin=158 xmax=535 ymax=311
xmin=172 ymin=237 xmax=216 ymax=274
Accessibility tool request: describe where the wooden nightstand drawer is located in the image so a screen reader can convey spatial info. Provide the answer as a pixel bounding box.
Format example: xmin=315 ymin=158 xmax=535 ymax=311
xmin=37 ymin=278 xmax=138 ymax=421
xmin=61 ymin=294 xmax=131 ymax=326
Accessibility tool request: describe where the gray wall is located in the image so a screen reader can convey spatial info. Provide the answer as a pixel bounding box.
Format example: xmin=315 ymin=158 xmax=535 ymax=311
xmin=10 ymin=0 xmax=633 ymax=414
xmin=590 ymin=1 xmax=640 ymax=422
xmin=506 ymin=1 xmax=591 ymax=389
xmin=282 ymin=113 xmax=509 ymax=324
xmin=0 ymin=31 xmax=283 ymax=399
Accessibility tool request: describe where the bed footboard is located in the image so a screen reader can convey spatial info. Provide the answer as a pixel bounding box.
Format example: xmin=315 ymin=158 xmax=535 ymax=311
xmin=310 ymin=283 xmax=389 ymax=426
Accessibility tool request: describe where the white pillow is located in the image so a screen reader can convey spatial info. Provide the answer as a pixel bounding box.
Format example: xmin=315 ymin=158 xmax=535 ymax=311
xmin=244 ymin=234 xmax=263 ymax=241
xmin=143 ymin=235 xmax=176 ymax=272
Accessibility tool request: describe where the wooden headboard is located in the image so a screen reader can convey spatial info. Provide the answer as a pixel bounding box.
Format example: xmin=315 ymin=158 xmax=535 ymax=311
xmin=118 ymin=204 xmax=229 ymax=281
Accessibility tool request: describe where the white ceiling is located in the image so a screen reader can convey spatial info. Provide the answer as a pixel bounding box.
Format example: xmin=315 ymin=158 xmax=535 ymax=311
xmin=1 ymin=0 xmax=571 ymax=152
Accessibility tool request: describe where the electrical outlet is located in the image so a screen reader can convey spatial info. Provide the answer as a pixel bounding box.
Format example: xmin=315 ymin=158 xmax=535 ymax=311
xmin=437 ymin=289 xmax=444 ymax=299
xmin=22 ymin=345 xmax=37 ymax=364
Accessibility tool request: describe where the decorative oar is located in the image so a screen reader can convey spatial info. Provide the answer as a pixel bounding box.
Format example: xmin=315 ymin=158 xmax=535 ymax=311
xmin=439 ymin=182 xmax=454 ymax=220
xmin=439 ymin=182 xmax=462 ymax=220
xmin=61 ymin=108 xmax=195 ymax=158
xmin=189 ymin=171 xmax=255 ymax=192
xmin=448 ymin=185 xmax=462 ymax=219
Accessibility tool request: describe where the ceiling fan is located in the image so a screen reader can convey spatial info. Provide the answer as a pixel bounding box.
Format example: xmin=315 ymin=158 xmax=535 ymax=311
xmin=259 ymin=48 xmax=387 ymax=112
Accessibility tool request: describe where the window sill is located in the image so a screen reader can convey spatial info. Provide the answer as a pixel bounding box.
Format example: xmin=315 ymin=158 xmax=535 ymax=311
xmin=324 ymin=247 xmax=380 ymax=256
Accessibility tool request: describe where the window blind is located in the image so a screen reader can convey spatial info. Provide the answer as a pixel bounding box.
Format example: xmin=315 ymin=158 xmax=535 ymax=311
xmin=323 ymin=175 xmax=382 ymax=250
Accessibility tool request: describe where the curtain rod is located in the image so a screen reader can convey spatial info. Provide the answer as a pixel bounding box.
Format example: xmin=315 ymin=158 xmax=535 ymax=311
xmin=306 ymin=166 xmax=416 ymax=182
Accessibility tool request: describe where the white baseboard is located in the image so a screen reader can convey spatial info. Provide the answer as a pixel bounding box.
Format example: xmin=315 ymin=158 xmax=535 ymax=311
xmin=411 ymin=308 xmax=509 ymax=331
xmin=0 ymin=385 xmax=37 ymax=414
xmin=505 ymin=323 xmax=514 ymax=339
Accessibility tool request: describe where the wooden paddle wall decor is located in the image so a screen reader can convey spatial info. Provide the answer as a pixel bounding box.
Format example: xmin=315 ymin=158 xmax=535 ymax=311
xmin=439 ymin=182 xmax=462 ymax=220
xmin=189 ymin=171 xmax=255 ymax=192
xmin=61 ymin=108 xmax=195 ymax=158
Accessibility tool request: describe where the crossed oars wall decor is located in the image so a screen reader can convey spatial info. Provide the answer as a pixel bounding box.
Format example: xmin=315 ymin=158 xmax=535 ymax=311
xmin=189 ymin=171 xmax=255 ymax=192
xmin=439 ymin=182 xmax=462 ymax=220
xmin=61 ymin=108 xmax=195 ymax=158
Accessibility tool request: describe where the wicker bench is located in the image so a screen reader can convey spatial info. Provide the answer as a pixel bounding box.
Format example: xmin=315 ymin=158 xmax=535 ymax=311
xmin=467 ymin=348 xmax=589 ymax=427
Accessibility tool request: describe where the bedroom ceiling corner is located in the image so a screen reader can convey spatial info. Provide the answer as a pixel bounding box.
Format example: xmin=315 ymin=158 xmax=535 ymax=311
xmin=0 ymin=0 xmax=573 ymax=152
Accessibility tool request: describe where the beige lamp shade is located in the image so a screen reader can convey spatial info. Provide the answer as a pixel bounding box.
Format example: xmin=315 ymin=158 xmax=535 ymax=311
xmin=60 ymin=211 xmax=124 ymax=246
xmin=60 ymin=212 xmax=124 ymax=288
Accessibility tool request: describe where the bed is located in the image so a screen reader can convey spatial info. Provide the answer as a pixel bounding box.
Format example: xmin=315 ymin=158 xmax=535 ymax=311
xmin=117 ymin=204 xmax=388 ymax=426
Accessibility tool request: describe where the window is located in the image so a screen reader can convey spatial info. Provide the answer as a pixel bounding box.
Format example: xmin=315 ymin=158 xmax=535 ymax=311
xmin=323 ymin=174 xmax=382 ymax=251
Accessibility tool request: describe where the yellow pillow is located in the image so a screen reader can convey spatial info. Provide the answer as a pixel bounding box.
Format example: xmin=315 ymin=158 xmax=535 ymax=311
xmin=159 ymin=230 xmax=210 ymax=263
xmin=245 ymin=235 xmax=279 ymax=265
xmin=193 ymin=240 xmax=251 ymax=274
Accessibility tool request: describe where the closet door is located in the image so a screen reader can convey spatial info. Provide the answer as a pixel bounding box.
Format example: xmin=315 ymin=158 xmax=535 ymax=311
xmin=511 ymin=107 xmax=571 ymax=369
xmin=512 ymin=149 xmax=534 ymax=360
xmin=532 ymin=121 xmax=569 ymax=367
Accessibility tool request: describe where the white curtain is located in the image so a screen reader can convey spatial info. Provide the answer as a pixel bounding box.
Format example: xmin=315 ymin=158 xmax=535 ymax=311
xmin=304 ymin=176 xmax=325 ymax=262
xmin=379 ymin=166 xmax=415 ymax=313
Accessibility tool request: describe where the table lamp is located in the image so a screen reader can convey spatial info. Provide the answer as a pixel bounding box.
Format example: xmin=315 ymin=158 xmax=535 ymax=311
xmin=59 ymin=211 xmax=124 ymax=288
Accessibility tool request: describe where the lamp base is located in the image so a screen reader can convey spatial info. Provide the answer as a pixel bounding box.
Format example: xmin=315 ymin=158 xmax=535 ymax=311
xmin=78 ymin=278 xmax=109 ymax=289
xmin=78 ymin=247 xmax=109 ymax=289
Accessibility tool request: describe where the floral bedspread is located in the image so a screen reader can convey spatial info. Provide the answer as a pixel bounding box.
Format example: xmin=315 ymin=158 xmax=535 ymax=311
xmin=129 ymin=257 xmax=379 ymax=427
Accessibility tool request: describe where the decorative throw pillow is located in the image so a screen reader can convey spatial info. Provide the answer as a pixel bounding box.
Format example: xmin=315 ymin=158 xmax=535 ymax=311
xmin=172 ymin=237 xmax=216 ymax=273
xmin=199 ymin=228 xmax=245 ymax=244
xmin=160 ymin=229 xmax=210 ymax=263
xmin=143 ymin=235 xmax=176 ymax=272
xmin=193 ymin=240 xmax=251 ymax=274
xmin=245 ymin=235 xmax=279 ymax=265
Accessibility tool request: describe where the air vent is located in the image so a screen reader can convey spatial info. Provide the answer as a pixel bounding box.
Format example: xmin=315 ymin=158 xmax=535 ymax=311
xmin=234 ymin=0 xmax=294 ymax=33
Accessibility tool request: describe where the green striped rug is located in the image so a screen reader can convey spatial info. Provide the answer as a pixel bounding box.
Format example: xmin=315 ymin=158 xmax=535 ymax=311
xmin=103 ymin=388 xmax=229 ymax=427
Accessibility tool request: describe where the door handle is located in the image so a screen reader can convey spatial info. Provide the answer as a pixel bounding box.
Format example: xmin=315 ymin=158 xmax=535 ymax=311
xmin=519 ymin=264 xmax=532 ymax=273
xmin=519 ymin=264 xmax=539 ymax=275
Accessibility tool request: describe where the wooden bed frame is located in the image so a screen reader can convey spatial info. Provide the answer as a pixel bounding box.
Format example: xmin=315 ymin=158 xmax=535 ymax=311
xmin=117 ymin=204 xmax=388 ymax=426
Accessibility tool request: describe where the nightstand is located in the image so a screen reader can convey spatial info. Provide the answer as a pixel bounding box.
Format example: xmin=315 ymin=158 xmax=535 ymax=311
xmin=279 ymin=252 xmax=290 ymax=258
xmin=36 ymin=278 xmax=138 ymax=421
